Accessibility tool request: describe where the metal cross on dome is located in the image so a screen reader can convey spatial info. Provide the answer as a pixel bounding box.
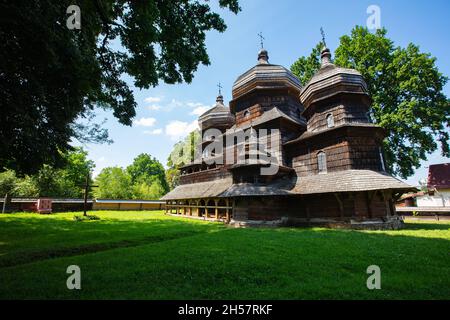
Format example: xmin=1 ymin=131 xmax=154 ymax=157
xmin=257 ymin=32 xmax=265 ymax=49
xmin=320 ymin=27 xmax=327 ymax=47
xmin=217 ymin=82 xmax=222 ymax=95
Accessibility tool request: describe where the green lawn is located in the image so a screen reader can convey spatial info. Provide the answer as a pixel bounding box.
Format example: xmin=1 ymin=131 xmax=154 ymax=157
xmin=0 ymin=211 xmax=449 ymax=299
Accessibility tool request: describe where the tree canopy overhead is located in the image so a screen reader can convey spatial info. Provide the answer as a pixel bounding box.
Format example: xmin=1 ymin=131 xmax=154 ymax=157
xmin=0 ymin=0 xmax=240 ymax=175
xmin=291 ymin=26 xmax=449 ymax=179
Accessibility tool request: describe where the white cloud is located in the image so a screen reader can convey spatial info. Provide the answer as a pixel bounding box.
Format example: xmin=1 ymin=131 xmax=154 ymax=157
xmin=144 ymin=96 xmax=162 ymax=103
xmin=134 ymin=117 xmax=156 ymax=127
xmin=146 ymin=104 xmax=161 ymax=111
xmin=190 ymin=105 xmax=211 ymax=116
xmin=165 ymin=120 xmax=199 ymax=141
xmin=143 ymin=128 xmax=163 ymax=135
xmin=186 ymin=102 xmax=203 ymax=108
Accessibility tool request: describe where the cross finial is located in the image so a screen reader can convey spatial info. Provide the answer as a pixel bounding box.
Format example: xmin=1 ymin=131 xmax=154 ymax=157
xmin=320 ymin=27 xmax=327 ymax=47
xmin=217 ymin=82 xmax=222 ymax=95
xmin=257 ymin=32 xmax=265 ymax=49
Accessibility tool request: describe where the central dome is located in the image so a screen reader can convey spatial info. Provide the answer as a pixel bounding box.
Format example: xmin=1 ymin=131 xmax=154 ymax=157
xmin=231 ymin=49 xmax=302 ymax=101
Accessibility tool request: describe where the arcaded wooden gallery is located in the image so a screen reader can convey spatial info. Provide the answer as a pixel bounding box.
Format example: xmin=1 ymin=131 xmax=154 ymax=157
xmin=161 ymin=44 xmax=414 ymax=229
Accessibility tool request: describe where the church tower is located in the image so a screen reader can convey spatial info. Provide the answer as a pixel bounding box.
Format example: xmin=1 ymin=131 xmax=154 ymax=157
xmin=227 ymin=46 xmax=306 ymax=184
xmin=288 ymin=44 xmax=386 ymax=175
xmin=286 ymin=42 xmax=411 ymax=226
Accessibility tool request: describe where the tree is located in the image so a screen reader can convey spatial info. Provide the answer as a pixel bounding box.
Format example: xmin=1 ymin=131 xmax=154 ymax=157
xmin=290 ymin=43 xmax=323 ymax=87
xmin=94 ymin=167 xmax=133 ymax=199
xmin=0 ymin=0 xmax=240 ymax=175
xmin=127 ymin=153 xmax=169 ymax=194
xmin=165 ymin=167 xmax=181 ymax=191
xmin=166 ymin=130 xmax=201 ymax=189
xmin=32 ymin=148 xmax=95 ymax=197
xmin=13 ymin=176 xmax=39 ymax=198
xmin=290 ymin=26 xmax=449 ymax=179
xmin=132 ymin=180 xmax=166 ymax=200
xmin=55 ymin=148 xmax=95 ymax=197
xmin=0 ymin=170 xmax=17 ymax=197
xmin=0 ymin=148 xmax=94 ymax=198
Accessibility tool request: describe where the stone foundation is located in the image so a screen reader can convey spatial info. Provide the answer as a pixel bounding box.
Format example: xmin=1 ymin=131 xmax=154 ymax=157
xmin=230 ymin=215 xmax=404 ymax=230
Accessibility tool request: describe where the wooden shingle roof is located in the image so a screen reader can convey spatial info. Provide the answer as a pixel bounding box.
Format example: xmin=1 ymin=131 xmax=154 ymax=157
xmin=160 ymin=177 xmax=233 ymax=200
xmin=292 ymin=170 xmax=414 ymax=195
xmin=221 ymin=178 xmax=295 ymax=197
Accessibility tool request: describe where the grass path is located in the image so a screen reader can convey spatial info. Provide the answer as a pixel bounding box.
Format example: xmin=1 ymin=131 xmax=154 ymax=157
xmin=0 ymin=211 xmax=449 ymax=299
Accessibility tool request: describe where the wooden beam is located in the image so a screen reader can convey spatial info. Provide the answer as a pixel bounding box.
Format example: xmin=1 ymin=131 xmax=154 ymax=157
xmin=365 ymin=191 xmax=376 ymax=218
xmin=214 ymin=199 xmax=219 ymax=219
xmin=305 ymin=200 xmax=310 ymax=221
xmin=334 ymin=193 xmax=344 ymax=219
xmin=381 ymin=190 xmax=391 ymax=217
xmin=226 ymin=198 xmax=230 ymax=222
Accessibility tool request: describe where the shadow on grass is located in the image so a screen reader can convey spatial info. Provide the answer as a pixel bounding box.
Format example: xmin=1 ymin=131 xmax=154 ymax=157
xmin=401 ymin=221 xmax=450 ymax=231
xmin=0 ymin=229 xmax=208 ymax=268
xmin=0 ymin=212 xmax=225 ymax=268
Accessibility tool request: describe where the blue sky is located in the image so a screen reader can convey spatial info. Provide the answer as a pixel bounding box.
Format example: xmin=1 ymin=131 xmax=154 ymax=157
xmin=78 ymin=0 xmax=450 ymax=186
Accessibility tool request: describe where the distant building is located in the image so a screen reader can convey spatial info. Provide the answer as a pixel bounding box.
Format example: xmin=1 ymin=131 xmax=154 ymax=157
xmin=161 ymin=43 xmax=414 ymax=229
xmin=416 ymin=163 xmax=450 ymax=207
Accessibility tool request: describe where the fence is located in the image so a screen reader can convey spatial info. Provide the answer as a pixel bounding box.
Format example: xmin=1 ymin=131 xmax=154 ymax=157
xmin=0 ymin=198 xmax=165 ymax=213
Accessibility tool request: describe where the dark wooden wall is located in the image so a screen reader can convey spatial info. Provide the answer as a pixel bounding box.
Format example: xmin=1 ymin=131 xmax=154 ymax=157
xmin=233 ymin=191 xmax=393 ymax=222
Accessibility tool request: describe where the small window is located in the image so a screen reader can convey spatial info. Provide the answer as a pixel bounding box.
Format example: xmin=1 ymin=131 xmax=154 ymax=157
xmin=317 ymin=151 xmax=327 ymax=173
xmin=326 ymin=114 xmax=334 ymax=128
xmin=243 ymin=110 xmax=250 ymax=118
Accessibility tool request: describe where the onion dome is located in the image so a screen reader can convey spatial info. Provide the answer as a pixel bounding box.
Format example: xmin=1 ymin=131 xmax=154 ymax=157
xmin=198 ymin=94 xmax=234 ymax=131
xmin=299 ymin=45 xmax=369 ymax=110
xmin=231 ymin=48 xmax=302 ymax=105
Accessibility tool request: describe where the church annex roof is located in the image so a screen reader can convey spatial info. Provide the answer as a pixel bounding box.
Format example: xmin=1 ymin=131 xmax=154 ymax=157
xmin=221 ymin=177 xmax=296 ymax=197
xmin=292 ymin=170 xmax=414 ymax=195
xmin=161 ymin=177 xmax=233 ymax=200
xmin=161 ymin=169 xmax=414 ymax=200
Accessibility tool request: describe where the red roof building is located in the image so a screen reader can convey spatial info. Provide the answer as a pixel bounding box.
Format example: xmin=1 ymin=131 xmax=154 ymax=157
xmin=427 ymin=163 xmax=450 ymax=190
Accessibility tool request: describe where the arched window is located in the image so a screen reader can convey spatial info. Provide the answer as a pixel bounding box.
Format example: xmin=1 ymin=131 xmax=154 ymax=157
xmin=243 ymin=110 xmax=250 ymax=118
xmin=326 ymin=113 xmax=334 ymax=128
xmin=317 ymin=151 xmax=327 ymax=173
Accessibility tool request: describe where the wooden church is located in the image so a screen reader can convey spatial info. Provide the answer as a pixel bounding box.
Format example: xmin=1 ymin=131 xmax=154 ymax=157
xmin=161 ymin=41 xmax=413 ymax=229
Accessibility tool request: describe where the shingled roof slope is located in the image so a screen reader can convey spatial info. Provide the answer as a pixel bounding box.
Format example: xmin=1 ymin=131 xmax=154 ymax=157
xmin=292 ymin=170 xmax=414 ymax=195
xmin=160 ymin=178 xmax=233 ymax=200
xmin=221 ymin=178 xmax=295 ymax=197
